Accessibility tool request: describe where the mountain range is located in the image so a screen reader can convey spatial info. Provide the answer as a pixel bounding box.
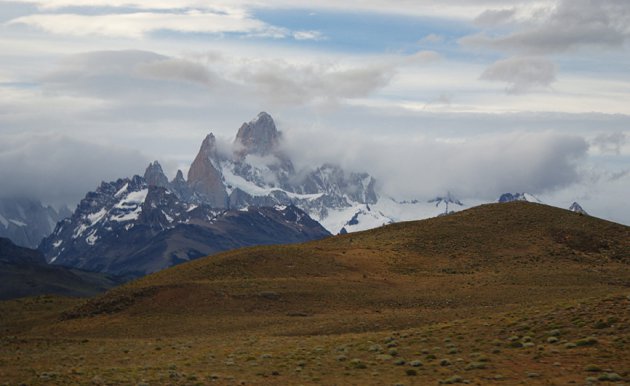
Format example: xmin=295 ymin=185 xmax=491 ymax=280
xmin=39 ymin=174 xmax=329 ymax=278
xmin=35 ymin=112 xmax=592 ymax=278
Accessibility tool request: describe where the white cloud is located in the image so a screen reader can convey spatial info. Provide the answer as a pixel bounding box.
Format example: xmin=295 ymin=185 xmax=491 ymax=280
xmin=10 ymin=10 xmax=279 ymax=39
xmin=292 ymin=30 xmax=325 ymax=41
xmin=281 ymin=122 xmax=588 ymax=200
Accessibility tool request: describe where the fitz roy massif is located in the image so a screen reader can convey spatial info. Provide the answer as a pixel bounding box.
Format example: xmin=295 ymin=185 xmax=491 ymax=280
xmin=0 ymin=112 xmax=585 ymax=278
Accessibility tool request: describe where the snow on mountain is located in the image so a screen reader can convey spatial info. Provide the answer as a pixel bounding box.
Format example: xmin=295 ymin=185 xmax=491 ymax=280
xmin=498 ymin=192 xmax=542 ymax=203
xmin=39 ymin=167 xmax=330 ymax=277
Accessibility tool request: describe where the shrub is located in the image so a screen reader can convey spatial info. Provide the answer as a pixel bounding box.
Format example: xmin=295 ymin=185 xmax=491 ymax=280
xmin=584 ymin=364 xmax=602 ymax=372
xmin=350 ymin=359 xmax=366 ymax=369
xmin=598 ymin=373 xmax=622 ymax=381
xmin=440 ymin=375 xmax=463 ymax=384
xmin=575 ymin=337 xmax=598 ymax=347
xmin=465 ymin=362 xmax=486 ymax=370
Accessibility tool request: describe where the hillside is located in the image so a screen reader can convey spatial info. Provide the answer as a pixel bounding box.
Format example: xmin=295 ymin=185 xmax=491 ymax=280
xmin=1 ymin=202 xmax=629 ymax=385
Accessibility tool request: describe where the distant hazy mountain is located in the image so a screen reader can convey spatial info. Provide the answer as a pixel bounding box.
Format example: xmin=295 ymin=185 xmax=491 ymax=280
xmin=0 ymin=237 xmax=121 ymax=300
xmin=0 ymin=197 xmax=70 ymax=248
xmin=569 ymin=201 xmax=588 ymax=215
xmin=498 ymin=192 xmax=542 ymax=203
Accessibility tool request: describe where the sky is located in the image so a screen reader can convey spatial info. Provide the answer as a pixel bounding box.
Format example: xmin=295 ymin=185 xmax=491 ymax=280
xmin=0 ymin=0 xmax=629 ymax=224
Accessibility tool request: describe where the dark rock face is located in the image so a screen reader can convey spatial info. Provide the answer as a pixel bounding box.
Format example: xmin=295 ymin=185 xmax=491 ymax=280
xmin=0 ymin=197 xmax=69 ymax=248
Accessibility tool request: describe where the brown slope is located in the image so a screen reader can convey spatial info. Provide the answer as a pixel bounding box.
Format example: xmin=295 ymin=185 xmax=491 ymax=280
xmin=47 ymin=201 xmax=629 ymax=338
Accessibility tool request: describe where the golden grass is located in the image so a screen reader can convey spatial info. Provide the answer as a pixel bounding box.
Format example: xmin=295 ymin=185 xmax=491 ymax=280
xmin=1 ymin=202 xmax=629 ymax=384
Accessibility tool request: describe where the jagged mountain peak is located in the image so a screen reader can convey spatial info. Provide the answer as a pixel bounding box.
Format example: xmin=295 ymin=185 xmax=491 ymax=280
xmin=198 ymin=133 xmax=220 ymax=160
xmin=144 ymin=160 xmax=169 ymax=188
xmin=235 ymin=111 xmax=280 ymax=157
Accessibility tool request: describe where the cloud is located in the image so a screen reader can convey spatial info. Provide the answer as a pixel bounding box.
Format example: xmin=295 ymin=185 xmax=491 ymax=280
xmin=591 ymin=132 xmax=628 ymax=155
xmin=281 ymin=124 xmax=589 ymax=200
xmin=419 ymin=33 xmax=444 ymax=44
xmin=480 ymin=56 xmax=556 ymax=93
xmin=0 ymin=133 xmax=150 ymax=206
xmin=230 ymin=59 xmax=396 ymax=106
xmin=462 ymin=0 xmax=630 ymax=55
xmin=36 ymin=50 xmax=398 ymax=111
xmin=9 ymin=9 xmax=281 ymax=39
xmin=292 ymin=30 xmax=325 ymax=41
xmin=138 ymin=58 xmax=219 ymax=86
xmin=40 ymin=50 xmax=222 ymax=101
xmin=461 ymin=1 xmax=630 ymax=94
xmin=7 ymin=0 xmax=540 ymax=20
xmin=405 ymin=50 xmax=442 ymax=65
xmin=474 ymin=8 xmax=516 ymax=27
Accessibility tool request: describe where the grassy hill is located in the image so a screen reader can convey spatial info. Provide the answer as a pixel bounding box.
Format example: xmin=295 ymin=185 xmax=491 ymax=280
xmin=1 ymin=202 xmax=629 ymax=384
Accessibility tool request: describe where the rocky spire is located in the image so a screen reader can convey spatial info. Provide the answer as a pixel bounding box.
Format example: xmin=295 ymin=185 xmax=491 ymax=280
xmin=187 ymin=133 xmax=228 ymax=208
xmin=170 ymin=169 xmax=193 ymax=202
xmin=173 ymin=170 xmax=185 ymax=184
xmin=143 ymin=160 xmax=169 ymax=188
xmin=234 ymin=112 xmax=281 ymax=157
